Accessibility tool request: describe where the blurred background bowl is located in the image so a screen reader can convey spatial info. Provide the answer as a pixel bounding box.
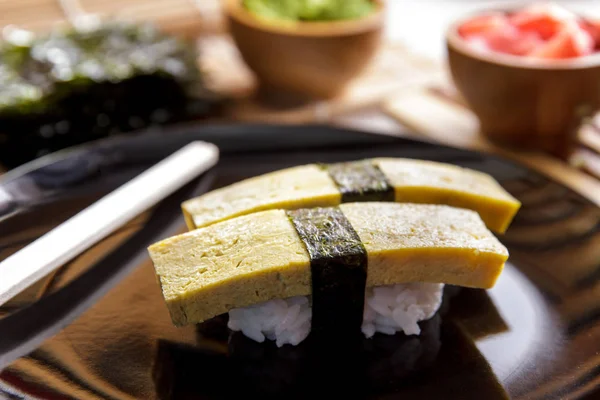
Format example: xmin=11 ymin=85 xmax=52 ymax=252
xmin=446 ymin=8 xmax=600 ymax=159
xmin=223 ymin=0 xmax=385 ymax=100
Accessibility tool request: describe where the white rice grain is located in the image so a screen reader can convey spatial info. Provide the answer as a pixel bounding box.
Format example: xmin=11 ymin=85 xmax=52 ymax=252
xmin=362 ymin=282 xmax=444 ymax=337
xmin=227 ymin=282 xmax=445 ymax=347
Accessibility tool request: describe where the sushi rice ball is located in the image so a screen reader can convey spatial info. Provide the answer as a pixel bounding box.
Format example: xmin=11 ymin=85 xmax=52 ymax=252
xmin=227 ymin=282 xmax=444 ymax=347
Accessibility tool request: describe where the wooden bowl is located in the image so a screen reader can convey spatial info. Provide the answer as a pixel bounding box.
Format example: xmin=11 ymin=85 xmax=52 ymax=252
xmin=446 ymin=10 xmax=600 ymax=159
xmin=223 ymin=0 xmax=385 ymax=100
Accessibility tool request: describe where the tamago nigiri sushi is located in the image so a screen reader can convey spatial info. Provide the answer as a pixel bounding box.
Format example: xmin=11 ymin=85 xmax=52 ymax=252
xmin=148 ymin=201 xmax=511 ymax=347
xmin=181 ymin=157 xmax=521 ymax=233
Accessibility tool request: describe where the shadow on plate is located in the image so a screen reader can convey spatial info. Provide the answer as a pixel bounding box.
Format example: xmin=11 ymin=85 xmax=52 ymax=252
xmin=153 ymin=287 xmax=510 ymax=399
xmin=154 ymin=314 xmax=508 ymax=400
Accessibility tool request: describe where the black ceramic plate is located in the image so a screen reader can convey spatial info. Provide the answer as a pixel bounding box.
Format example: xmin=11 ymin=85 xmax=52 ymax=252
xmin=0 ymin=124 xmax=598 ymax=400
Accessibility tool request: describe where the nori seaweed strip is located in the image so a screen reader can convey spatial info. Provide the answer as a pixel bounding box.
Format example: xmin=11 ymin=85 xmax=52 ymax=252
xmin=323 ymin=160 xmax=394 ymax=203
xmin=286 ymin=207 xmax=367 ymax=342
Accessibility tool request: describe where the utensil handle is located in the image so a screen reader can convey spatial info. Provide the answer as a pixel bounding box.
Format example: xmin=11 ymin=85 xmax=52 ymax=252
xmin=0 ymin=141 xmax=219 ymax=307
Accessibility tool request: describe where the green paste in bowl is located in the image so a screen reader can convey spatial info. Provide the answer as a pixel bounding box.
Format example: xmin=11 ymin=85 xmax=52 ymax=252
xmin=242 ymin=0 xmax=376 ymax=22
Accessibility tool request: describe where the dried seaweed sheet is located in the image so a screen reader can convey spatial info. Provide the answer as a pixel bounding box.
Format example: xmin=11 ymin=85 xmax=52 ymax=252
xmin=323 ymin=160 xmax=394 ymax=203
xmin=286 ymin=206 xmax=367 ymax=341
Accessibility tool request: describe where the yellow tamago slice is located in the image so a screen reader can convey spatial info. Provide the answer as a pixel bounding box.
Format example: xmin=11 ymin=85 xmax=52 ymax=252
xmin=149 ymin=203 xmax=508 ymax=326
xmin=181 ymin=158 xmax=520 ymax=234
